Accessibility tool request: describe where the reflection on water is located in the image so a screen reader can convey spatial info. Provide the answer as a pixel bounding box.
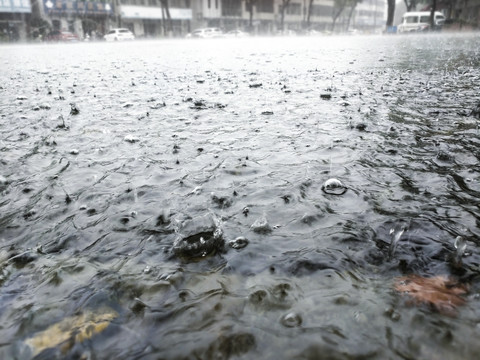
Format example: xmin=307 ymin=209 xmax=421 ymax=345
xmin=1 ymin=34 xmax=480 ymax=359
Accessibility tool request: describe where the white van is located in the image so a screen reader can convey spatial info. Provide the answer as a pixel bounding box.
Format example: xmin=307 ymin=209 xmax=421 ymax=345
xmin=398 ymin=11 xmax=446 ymax=33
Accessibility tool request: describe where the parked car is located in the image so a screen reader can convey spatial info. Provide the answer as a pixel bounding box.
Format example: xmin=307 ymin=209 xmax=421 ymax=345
xmin=104 ymin=28 xmax=135 ymax=42
xmin=46 ymin=30 xmax=79 ymax=42
xmin=397 ymin=11 xmax=446 ymax=33
xmin=186 ymin=28 xmax=223 ymax=39
xmin=225 ymin=29 xmax=249 ymax=38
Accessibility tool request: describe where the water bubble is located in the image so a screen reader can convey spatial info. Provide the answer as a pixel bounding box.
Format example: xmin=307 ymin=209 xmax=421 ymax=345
xmin=229 ymin=237 xmax=249 ymax=250
xmin=321 ymin=178 xmax=347 ymax=195
xmin=280 ymin=312 xmax=302 ymax=328
xmin=249 ymin=290 xmax=267 ymax=305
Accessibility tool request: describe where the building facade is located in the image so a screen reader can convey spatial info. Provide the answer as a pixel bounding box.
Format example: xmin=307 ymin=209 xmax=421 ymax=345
xmin=2 ymin=0 xmax=390 ymax=41
xmin=191 ymin=0 xmax=336 ymax=34
xmin=191 ymin=0 xmax=385 ymax=34
xmin=0 ymin=0 xmax=31 ymax=41
xmin=41 ymin=0 xmax=114 ymax=38
xmin=117 ymin=0 xmax=192 ymax=37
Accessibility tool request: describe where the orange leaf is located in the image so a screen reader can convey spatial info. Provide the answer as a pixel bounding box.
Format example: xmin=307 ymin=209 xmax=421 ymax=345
xmin=394 ymin=275 xmax=468 ymax=315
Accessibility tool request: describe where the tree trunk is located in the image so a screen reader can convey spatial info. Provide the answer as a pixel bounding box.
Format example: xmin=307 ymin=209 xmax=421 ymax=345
xmin=386 ymin=0 xmax=396 ymax=28
xmin=430 ymin=0 xmax=437 ymax=29
xmin=332 ymin=8 xmax=344 ymax=32
xmin=246 ymin=0 xmax=258 ymax=30
xmin=160 ymin=0 xmax=173 ymax=35
xmin=280 ymin=0 xmax=291 ymax=32
xmin=346 ymin=2 xmax=357 ymax=31
xmin=307 ymin=0 xmax=314 ymax=28
xmin=403 ymin=0 xmax=417 ymax=12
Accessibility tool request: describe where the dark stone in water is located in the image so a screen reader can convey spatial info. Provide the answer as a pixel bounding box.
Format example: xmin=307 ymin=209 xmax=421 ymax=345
xmin=172 ymin=229 xmax=224 ymax=259
xmin=205 ymin=333 xmax=255 ymax=359
xmin=211 ymin=193 xmax=233 ymax=208
xmin=471 ymin=101 xmax=480 ymax=118
xmin=70 ymin=103 xmax=80 ymax=115
xmin=9 ymin=251 xmax=37 ymax=267
xmin=436 ymin=150 xmax=453 ymax=162
xmin=356 ymin=123 xmax=367 ymax=131
xmin=249 ymin=289 xmax=268 ymax=305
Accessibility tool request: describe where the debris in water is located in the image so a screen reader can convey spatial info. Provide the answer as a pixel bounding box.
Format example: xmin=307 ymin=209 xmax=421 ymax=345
xmin=394 ymin=275 xmax=467 ymax=315
xmin=24 ymin=309 xmax=117 ymax=357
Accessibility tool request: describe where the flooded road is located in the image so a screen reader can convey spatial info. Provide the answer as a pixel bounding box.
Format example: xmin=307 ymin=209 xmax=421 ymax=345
xmin=1 ymin=33 xmax=480 ymax=359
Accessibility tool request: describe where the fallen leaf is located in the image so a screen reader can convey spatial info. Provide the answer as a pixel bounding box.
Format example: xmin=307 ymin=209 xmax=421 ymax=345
xmin=24 ymin=309 xmax=117 ymax=356
xmin=394 ymin=275 xmax=468 ymax=315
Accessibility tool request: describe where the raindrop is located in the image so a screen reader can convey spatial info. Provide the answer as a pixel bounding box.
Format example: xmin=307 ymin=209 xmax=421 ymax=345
xmin=280 ymin=312 xmax=302 ymax=328
xmin=388 ymin=222 xmax=407 ymax=259
xmin=321 ymin=178 xmax=347 ymax=195
xmin=454 ymin=236 xmax=467 ymax=265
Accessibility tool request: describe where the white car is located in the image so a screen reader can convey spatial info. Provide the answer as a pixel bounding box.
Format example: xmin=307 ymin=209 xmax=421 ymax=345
xmin=186 ymin=28 xmax=223 ymax=39
xmin=398 ymin=11 xmax=445 ymax=33
xmin=104 ymin=28 xmax=135 ymax=41
xmin=225 ymin=30 xmax=249 ymax=38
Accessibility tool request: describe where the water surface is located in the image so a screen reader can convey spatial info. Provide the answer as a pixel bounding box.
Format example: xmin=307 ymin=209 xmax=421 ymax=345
xmin=1 ymin=33 xmax=480 ymax=359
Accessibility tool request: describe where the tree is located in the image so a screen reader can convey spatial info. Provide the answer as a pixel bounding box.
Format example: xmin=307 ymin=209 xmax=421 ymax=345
xmin=160 ymin=0 xmax=173 ymax=35
xmin=306 ymin=0 xmax=314 ymax=28
xmin=246 ymin=0 xmax=259 ymax=30
xmin=279 ymin=0 xmax=291 ymax=32
xmin=403 ymin=0 xmax=417 ymax=12
xmin=386 ymin=0 xmax=395 ymax=29
xmin=332 ymin=0 xmax=348 ymax=32
xmin=345 ymin=0 xmax=362 ymax=31
xmin=429 ymin=0 xmax=437 ymax=29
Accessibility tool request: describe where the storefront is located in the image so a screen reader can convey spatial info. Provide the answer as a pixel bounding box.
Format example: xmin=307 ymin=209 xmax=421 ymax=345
xmin=43 ymin=0 xmax=113 ymax=39
xmin=0 ymin=0 xmax=31 ymax=41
